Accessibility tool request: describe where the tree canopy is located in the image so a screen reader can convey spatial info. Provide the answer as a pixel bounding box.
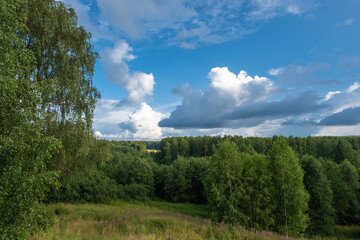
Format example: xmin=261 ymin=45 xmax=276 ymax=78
xmin=0 ymin=0 xmax=99 ymax=238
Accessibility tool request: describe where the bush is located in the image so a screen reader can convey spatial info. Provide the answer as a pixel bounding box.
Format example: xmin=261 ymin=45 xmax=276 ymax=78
xmin=123 ymin=183 xmax=150 ymax=201
xmin=48 ymin=172 xmax=122 ymax=203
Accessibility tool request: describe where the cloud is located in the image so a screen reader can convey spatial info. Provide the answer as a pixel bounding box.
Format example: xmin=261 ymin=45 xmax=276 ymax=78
xmin=344 ymin=18 xmax=355 ymax=26
xmin=160 ymin=65 xmax=360 ymax=131
xmin=322 ymin=82 xmax=360 ymax=112
xmin=247 ymin=0 xmax=315 ymax=20
xmin=268 ymin=67 xmax=285 ymax=76
xmin=318 ymin=107 xmax=360 ymax=126
xmin=97 ymin=0 xmax=196 ymax=39
xmin=316 ymin=125 xmax=360 ymax=136
xmin=339 ymin=55 xmax=360 ymax=70
xmin=324 ymin=91 xmax=342 ymax=101
xmin=93 ymin=100 xmax=165 ymax=140
xmin=269 ymin=62 xmax=340 ymax=87
xmin=223 ymin=91 xmax=327 ymax=125
xmin=337 ymin=18 xmax=356 ymax=27
xmin=96 ymin=0 xmax=317 ymax=47
xmin=118 ymin=103 xmax=165 ymax=139
xmin=159 ymin=67 xmax=330 ymax=129
xmin=101 ymin=40 xmax=155 ymax=104
xmin=283 ymin=82 xmax=360 ymax=127
xmin=180 ymin=42 xmax=198 ymax=50
xmin=346 ymin=82 xmax=360 ymax=92
xmin=61 ymin=0 xmax=114 ymax=41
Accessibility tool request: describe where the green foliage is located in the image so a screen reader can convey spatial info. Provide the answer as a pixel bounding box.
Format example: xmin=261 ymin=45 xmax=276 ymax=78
xmin=103 ymin=141 xmax=154 ymax=200
xmin=0 ymin=1 xmax=62 ymax=238
xmin=338 ymin=160 xmax=360 ymax=224
xmin=203 ymin=141 xmax=274 ymax=230
xmin=269 ymin=138 xmax=309 ymax=237
xmin=163 ymin=156 xmax=209 ymax=203
xmin=333 ymin=140 xmax=359 ymax=167
xmin=301 ymin=155 xmax=335 ymax=235
xmin=205 ymin=141 xmax=245 ymax=224
xmin=49 ymin=123 xmax=110 ymax=180
xmin=106 ymin=136 xmax=360 ymax=237
xmin=1 ymin=0 xmax=101 ymax=238
xmin=123 ymin=183 xmax=150 ymax=201
xmin=26 ymin=0 xmax=99 ymax=129
xmin=48 ymin=172 xmax=121 ymax=204
xmin=322 ymin=159 xmax=359 ymax=225
xmin=26 ymin=0 xmax=102 ymax=187
xmin=159 ymin=136 xmax=360 ymax=167
xmin=239 ymin=153 xmax=274 ymax=230
xmin=0 ymin=129 xmax=60 ymax=239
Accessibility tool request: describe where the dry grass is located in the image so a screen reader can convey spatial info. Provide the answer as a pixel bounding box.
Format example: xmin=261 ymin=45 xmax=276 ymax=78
xmin=146 ymin=149 xmax=160 ymax=153
xmin=30 ymin=202 xmax=301 ymax=240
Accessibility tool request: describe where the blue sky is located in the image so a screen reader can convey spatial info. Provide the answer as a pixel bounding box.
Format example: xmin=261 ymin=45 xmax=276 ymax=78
xmin=63 ymin=0 xmax=360 ymax=140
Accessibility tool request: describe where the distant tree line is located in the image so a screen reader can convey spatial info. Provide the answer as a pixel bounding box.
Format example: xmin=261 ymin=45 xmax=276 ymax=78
xmin=157 ymin=135 xmax=360 ymax=167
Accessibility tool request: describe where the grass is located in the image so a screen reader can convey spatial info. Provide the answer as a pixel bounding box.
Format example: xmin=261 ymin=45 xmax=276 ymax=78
xmin=138 ymin=200 xmax=208 ymax=218
xmin=30 ymin=201 xmax=360 ymax=240
xmin=146 ymin=149 xmax=160 ymax=153
xmin=31 ymin=201 xmax=299 ymax=240
xmin=312 ymin=226 xmax=360 ymax=240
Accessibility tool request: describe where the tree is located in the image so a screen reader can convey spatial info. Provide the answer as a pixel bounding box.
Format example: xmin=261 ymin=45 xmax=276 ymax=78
xmin=187 ymin=157 xmax=209 ymax=203
xmin=178 ymin=137 xmax=190 ymax=157
xmin=300 ymin=155 xmax=335 ymax=236
xmin=0 ymin=0 xmax=60 ymax=238
xmin=333 ymin=140 xmax=354 ymax=164
xmin=321 ymin=159 xmax=351 ymax=225
xmin=1 ymin=0 xmax=100 ymax=238
xmin=269 ymin=138 xmax=309 ymax=237
xmin=204 ymin=141 xmax=245 ymax=224
xmin=338 ymin=160 xmax=360 ymax=224
xmin=164 ymin=156 xmax=189 ymax=202
xmin=163 ymin=156 xmax=208 ymax=203
xmin=239 ymin=153 xmax=274 ymax=230
xmin=159 ymin=139 xmax=172 ymax=164
xmin=104 ymin=148 xmax=154 ymax=199
xmin=26 ymin=0 xmax=99 ymax=128
xmin=25 ymin=0 xmax=100 ymax=179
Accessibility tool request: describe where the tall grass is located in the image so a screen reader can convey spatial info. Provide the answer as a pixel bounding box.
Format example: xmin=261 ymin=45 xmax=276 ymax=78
xmin=31 ymin=202 xmax=300 ymax=240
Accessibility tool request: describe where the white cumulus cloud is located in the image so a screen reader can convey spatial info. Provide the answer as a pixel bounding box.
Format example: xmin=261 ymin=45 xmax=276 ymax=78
xmin=118 ymin=103 xmax=165 ymax=140
xmin=159 ymin=67 xmax=282 ymax=128
xmin=101 ymin=40 xmax=155 ymax=104
xmin=93 ymin=100 xmax=165 ymax=140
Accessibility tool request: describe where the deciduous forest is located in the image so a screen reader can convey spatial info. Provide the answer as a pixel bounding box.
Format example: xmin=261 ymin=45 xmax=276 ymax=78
xmin=1 ymin=0 xmax=359 ymax=239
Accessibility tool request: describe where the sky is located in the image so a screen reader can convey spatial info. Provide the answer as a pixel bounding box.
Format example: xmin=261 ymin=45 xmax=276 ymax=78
xmin=62 ymin=0 xmax=360 ymax=140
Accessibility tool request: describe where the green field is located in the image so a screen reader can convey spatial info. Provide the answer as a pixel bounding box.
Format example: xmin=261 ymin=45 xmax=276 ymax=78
xmin=30 ymin=202 xmax=292 ymax=240
xmin=30 ymin=201 xmax=360 ymax=240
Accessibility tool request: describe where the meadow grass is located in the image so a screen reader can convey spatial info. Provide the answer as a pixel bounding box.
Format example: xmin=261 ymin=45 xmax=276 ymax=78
xmin=311 ymin=225 xmax=360 ymax=240
xmin=30 ymin=201 xmax=360 ymax=240
xmin=31 ymin=201 xmax=297 ymax=240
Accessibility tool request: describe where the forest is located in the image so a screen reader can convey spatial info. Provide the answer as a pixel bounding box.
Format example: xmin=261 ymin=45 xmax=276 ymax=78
xmin=43 ymin=136 xmax=360 ymax=237
xmin=1 ymin=0 xmax=360 ymax=239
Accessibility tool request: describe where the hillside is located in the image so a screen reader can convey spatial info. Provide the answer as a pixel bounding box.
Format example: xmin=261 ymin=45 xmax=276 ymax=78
xmin=31 ymin=202 xmax=359 ymax=240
